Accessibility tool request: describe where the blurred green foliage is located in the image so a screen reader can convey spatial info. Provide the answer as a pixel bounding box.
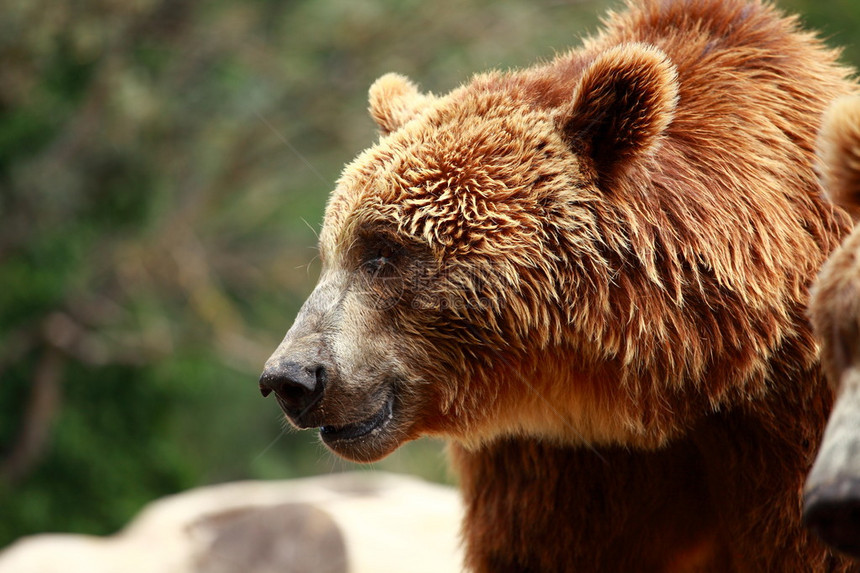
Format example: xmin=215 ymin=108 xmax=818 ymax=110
xmin=0 ymin=0 xmax=858 ymax=548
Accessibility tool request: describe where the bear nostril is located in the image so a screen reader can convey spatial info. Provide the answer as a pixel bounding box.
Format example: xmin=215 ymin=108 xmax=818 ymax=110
xmin=280 ymin=379 xmax=314 ymax=403
xmin=315 ymin=365 xmax=327 ymax=386
xmin=258 ymin=361 xmax=327 ymax=421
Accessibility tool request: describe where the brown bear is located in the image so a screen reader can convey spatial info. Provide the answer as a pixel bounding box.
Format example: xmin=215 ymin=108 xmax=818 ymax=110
xmin=260 ymin=0 xmax=859 ymax=570
xmin=805 ymin=95 xmax=860 ymax=559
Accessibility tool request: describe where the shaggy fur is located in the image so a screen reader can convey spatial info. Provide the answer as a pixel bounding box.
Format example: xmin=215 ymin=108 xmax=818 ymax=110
xmin=262 ymin=0 xmax=860 ymax=570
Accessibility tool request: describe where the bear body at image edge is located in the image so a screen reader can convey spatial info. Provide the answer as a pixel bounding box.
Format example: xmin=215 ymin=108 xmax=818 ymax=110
xmin=259 ymin=0 xmax=860 ymax=571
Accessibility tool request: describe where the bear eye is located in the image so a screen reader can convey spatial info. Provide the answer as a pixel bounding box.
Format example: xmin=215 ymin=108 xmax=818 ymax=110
xmin=378 ymin=244 xmax=394 ymax=260
xmin=363 ymin=241 xmax=398 ymax=275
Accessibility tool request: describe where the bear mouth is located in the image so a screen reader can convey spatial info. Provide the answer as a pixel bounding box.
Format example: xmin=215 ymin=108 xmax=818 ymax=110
xmin=319 ymin=395 xmax=394 ymax=443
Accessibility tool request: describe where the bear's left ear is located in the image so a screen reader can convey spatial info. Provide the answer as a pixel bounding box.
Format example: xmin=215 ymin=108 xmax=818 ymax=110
xmin=368 ymin=73 xmax=436 ymax=135
xmin=559 ymin=43 xmax=679 ymax=183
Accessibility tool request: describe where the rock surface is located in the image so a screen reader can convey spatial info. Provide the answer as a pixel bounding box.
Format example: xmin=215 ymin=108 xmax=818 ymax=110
xmin=0 ymin=472 xmax=463 ymax=573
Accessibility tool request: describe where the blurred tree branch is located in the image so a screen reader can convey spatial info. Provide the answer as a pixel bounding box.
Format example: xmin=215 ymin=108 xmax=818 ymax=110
xmin=0 ymin=345 xmax=62 ymax=486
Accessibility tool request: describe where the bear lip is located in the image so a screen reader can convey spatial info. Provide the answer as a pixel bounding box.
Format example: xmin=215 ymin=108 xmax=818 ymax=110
xmin=319 ymin=395 xmax=394 ymax=443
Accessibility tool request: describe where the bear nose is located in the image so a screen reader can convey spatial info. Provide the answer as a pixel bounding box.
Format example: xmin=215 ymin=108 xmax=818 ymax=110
xmin=803 ymin=478 xmax=860 ymax=558
xmin=259 ymin=361 xmax=327 ymax=422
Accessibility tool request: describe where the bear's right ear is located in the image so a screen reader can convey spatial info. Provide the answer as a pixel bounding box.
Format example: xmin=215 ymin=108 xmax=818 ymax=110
xmin=818 ymin=95 xmax=860 ymax=221
xmin=368 ymin=73 xmax=435 ymax=135
xmin=559 ymin=43 xmax=679 ymax=185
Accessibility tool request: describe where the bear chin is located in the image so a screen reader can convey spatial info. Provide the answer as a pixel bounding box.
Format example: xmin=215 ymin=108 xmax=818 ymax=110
xmin=317 ymin=394 xmax=402 ymax=462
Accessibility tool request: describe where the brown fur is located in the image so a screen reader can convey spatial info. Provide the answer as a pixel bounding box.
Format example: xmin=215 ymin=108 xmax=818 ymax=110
xmin=262 ymin=0 xmax=859 ymax=570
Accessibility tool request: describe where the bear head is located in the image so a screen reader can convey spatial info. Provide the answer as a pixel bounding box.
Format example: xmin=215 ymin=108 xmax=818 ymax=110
xmin=260 ymin=43 xmax=679 ymax=462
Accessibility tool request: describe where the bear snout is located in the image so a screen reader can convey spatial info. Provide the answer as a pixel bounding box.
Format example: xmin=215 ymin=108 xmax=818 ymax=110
xmin=804 ymin=478 xmax=860 ymax=558
xmin=803 ymin=368 xmax=860 ymax=557
xmin=259 ymin=359 xmax=327 ymax=426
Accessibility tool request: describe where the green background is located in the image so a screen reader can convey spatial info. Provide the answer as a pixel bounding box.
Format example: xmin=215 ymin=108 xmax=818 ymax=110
xmin=1 ymin=0 xmax=858 ymax=547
